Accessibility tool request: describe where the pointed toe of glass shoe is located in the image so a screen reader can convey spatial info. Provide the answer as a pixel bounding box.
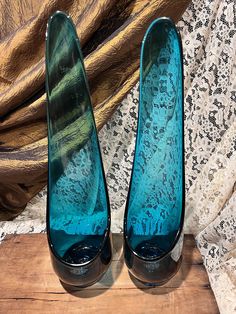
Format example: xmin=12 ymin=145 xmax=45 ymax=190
xmin=124 ymin=17 xmax=185 ymax=285
xmin=46 ymin=12 xmax=112 ymax=288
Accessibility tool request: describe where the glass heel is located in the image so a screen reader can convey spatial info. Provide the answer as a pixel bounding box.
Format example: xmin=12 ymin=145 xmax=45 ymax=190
xmin=46 ymin=11 xmax=112 ymax=288
xmin=124 ymin=17 xmax=185 ymax=285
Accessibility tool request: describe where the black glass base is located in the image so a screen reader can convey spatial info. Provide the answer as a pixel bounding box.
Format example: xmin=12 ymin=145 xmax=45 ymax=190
xmin=49 ymin=232 xmax=112 ymax=288
xmin=124 ymin=235 xmax=182 ymax=285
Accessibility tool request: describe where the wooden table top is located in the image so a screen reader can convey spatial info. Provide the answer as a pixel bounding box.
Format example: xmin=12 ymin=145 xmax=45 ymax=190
xmin=0 ymin=234 xmax=219 ymax=314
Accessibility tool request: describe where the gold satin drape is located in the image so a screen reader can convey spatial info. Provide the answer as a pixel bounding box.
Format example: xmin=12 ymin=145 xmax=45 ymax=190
xmin=0 ymin=0 xmax=190 ymax=220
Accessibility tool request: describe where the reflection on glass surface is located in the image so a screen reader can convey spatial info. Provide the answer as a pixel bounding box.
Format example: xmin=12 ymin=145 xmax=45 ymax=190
xmin=125 ymin=17 xmax=184 ymax=280
xmin=46 ymin=12 xmax=110 ymax=267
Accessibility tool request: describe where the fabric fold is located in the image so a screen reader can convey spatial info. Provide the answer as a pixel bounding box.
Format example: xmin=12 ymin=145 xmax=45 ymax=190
xmin=0 ymin=0 xmax=190 ymax=220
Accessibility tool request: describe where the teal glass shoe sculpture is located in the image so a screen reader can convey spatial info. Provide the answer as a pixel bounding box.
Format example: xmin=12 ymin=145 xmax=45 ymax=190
xmin=124 ymin=17 xmax=185 ymax=285
xmin=46 ymin=11 xmax=112 ymax=288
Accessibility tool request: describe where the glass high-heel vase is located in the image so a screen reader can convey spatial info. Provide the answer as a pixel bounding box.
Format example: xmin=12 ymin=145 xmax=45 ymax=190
xmin=46 ymin=11 xmax=112 ymax=288
xmin=124 ymin=17 xmax=185 ymax=285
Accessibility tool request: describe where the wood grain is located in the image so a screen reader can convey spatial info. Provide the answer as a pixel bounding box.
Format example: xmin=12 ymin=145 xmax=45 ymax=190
xmin=0 ymin=234 xmax=219 ymax=314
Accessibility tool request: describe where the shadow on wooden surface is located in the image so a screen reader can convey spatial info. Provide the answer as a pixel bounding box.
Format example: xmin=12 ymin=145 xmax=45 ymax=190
xmin=0 ymin=233 xmax=219 ymax=314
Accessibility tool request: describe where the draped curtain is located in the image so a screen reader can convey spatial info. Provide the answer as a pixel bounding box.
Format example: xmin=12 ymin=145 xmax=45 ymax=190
xmin=0 ymin=0 xmax=190 ymax=219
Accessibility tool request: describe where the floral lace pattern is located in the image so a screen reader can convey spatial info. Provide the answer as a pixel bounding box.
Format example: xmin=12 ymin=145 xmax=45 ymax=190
xmin=1 ymin=0 xmax=236 ymax=312
xmin=127 ymin=26 xmax=183 ymax=242
xmin=178 ymin=1 xmax=236 ymax=312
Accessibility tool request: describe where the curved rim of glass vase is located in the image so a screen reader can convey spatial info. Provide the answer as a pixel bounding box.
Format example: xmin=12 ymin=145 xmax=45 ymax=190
xmin=45 ymin=10 xmax=111 ymax=268
xmin=124 ymin=17 xmax=185 ymax=262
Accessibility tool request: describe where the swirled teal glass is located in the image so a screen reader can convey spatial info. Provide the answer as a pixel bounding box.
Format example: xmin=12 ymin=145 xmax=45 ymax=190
xmin=46 ymin=11 xmax=111 ymax=287
xmin=124 ymin=17 xmax=185 ymax=285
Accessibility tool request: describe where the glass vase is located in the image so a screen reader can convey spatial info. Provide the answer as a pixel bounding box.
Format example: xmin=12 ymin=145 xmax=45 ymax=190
xmin=46 ymin=11 xmax=112 ymax=288
xmin=124 ymin=17 xmax=185 ymax=285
